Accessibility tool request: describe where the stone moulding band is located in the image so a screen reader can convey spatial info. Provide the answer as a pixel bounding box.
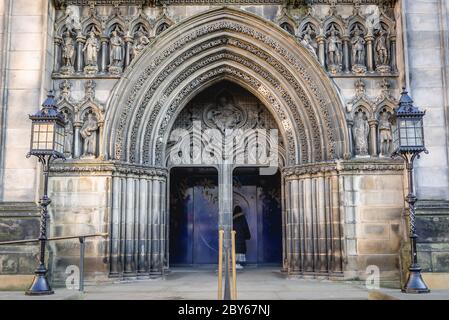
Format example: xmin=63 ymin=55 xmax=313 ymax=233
xmin=283 ymin=159 xmax=404 ymax=177
xmin=49 ymin=160 xmax=168 ymax=177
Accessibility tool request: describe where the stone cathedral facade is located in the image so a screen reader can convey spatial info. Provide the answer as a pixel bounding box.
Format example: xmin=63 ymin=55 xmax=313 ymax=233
xmin=0 ymin=0 xmax=448 ymax=290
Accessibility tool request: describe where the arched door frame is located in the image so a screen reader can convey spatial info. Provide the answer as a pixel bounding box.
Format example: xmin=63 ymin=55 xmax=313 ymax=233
xmin=104 ymin=7 xmax=350 ymax=277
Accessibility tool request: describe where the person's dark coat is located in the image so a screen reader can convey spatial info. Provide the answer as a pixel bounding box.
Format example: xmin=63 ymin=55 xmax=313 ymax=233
xmin=233 ymin=212 xmax=251 ymax=254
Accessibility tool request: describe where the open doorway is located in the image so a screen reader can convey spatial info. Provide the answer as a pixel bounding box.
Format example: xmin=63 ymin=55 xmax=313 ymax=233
xmin=169 ymin=167 xmax=219 ymax=266
xmin=233 ymin=167 xmax=282 ymax=266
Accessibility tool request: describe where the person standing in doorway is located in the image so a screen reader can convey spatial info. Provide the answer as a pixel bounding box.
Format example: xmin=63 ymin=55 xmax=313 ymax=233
xmin=233 ymin=206 xmax=251 ymax=269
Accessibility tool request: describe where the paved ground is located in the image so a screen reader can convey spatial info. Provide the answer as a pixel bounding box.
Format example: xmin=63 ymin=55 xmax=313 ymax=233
xmin=1 ymin=268 xmax=448 ymax=300
xmin=0 ymin=268 xmax=371 ymax=300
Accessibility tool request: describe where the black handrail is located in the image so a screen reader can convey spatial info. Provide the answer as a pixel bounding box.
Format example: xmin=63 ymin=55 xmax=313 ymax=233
xmin=0 ymin=233 xmax=108 ymax=293
xmin=0 ymin=233 xmax=108 ymax=245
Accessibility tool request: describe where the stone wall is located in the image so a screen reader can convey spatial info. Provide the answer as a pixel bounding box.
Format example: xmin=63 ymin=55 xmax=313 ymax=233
xmin=416 ymin=201 xmax=449 ymax=273
xmin=0 ymin=0 xmax=55 ymax=290
xmin=404 ymin=0 xmax=449 ymax=201
xmin=48 ymin=162 xmax=111 ymax=285
xmin=339 ymin=162 xmax=405 ymax=286
xmin=0 ymin=202 xmax=40 ymax=290
xmin=0 ymin=0 xmax=54 ymax=202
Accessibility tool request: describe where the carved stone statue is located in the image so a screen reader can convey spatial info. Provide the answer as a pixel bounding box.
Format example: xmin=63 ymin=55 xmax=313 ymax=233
xmin=80 ymin=112 xmax=99 ymax=158
xmin=205 ymin=93 xmax=244 ymax=133
xmin=378 ymin=112 xmax=392 ymax=156
xmin=352 ymin=112 xmax=369 ymax=156
xmin=327 ymin=29 xmax=342 ymax=74
xmin=61 ymin=31 xmax=75 ymax=74
xmin=301 ymin=26 xmax=318 ymax=59
xmin=64 ymin=114 xmax=74 ymax=158
xmin=132 ymin=30 xmax=150 ymax=59
xmin=83 ymin=31 xmax=100 ymax=74
xmin=109 ymin=30 xmax=124 ymax=74
xmin=301 ymin=33 xmax=318 ymax=59
xmin=351 ymin=27 xmax=366 ymax=74
xmin=375 ymin=30 xmax=391 ymax=73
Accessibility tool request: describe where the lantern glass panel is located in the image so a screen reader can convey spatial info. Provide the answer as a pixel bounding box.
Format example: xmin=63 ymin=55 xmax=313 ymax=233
xmin=30 ymin=122 xmax=62 ymax=153
xmin=54 ymin=123 xmax=65 ymax=154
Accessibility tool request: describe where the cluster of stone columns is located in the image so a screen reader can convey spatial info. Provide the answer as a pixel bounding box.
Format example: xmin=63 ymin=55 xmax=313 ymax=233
xmin=283 ymin=168 xmax=344 ymax=275
xmin=109 ymin=169 xmax=167 ymax=277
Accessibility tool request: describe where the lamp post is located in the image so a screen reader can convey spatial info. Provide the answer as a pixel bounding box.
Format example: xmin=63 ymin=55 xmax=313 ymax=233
xmin=391 ymin=88 xmax=430 ymax=294
xmin=25 ymin=91 xmax=65 ymax=295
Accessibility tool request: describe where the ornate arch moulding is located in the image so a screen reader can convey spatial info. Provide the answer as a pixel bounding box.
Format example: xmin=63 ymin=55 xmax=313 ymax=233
xmin=103 ymin=7 xmax=350 ymax=167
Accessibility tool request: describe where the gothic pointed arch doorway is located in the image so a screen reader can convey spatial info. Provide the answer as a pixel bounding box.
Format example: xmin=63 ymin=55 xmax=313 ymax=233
xmin=167 ymin=81 xmax=284 ymax=267
xmin=104 ymin=7 xmax=350 ymax=278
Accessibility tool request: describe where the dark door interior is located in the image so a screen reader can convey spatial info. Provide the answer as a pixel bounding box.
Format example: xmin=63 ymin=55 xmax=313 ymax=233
xmin=233 ymin=168 xmax=282 ymax=265
xmin=169 ymin=167 xmax=282 ymax=266
xmin=169 ymin=167 xmax=219 ymax=266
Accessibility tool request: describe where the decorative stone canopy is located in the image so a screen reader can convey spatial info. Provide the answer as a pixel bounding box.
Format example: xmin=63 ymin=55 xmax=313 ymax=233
xmin=104 ymin=7 xmax=350 ymax=166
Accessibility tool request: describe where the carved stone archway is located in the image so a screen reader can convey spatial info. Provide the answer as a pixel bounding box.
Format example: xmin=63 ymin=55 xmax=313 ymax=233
xmin=103 ymin=7 xmax=351 ymax=277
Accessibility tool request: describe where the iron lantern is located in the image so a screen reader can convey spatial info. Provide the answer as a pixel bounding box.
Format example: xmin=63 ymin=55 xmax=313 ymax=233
xmin=392 ymin=88 xmax=430 ymax=294
xmin=28 ymin=91 xmax=65 ymax=158
xmin=26 ymin=91 xmax=65 ymax=296
xmin=392 ymin=89 xmax=426 ymax=154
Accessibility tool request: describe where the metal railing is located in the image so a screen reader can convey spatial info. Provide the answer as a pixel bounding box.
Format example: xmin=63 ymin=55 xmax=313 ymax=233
xmin=217 ymin=230 xmax=237 ymax=300
xmin=0 ymin=233 xmax=108 ymax=292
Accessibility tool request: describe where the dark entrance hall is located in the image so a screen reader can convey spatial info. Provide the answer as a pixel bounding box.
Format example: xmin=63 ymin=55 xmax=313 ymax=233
xmin=169 ymin=167 xmax=282 ymax=267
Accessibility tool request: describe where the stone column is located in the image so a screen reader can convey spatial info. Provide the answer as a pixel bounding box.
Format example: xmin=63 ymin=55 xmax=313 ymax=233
xmin=110 ymin=174 xmax=122 ymax=276
xmin=124 ymin=176 xmax=136 ymax=275
xmin=137 ymin=177 xmax=148 ymax=275
xmin=316 ymin=35 xmax=326 ymax=68
xmin=343 ymin=36 xmax=350 ymax=73
xmin=290 ymin=178 xmax=300 ymax=273
xmin=73 ymin=122 xmax=82 ymax=158
xmin=365 ymin=34 xmax=375 ymax=73
xmin=54 ymin=36 xmax=62 ymax=72
xmin=100 ymin=36 xmax=109 ymax=74
xmin=284 ymin=166 xmax=344 ymax=276
xmin=146 ymin=177 xmax=153 ymax=273
xmin=281 ymin=174 xmax=288 ymax=272
xmin=368 ymin=119 xmax=378 ymax=157
xmin=150 ymin=177 xmax=161 ymax=273
xmin=98 ymin=122 xmax=104 ymax=159
xmin=390 ymin=35 xmax=397 ymax=72
xmin=346 ymin=120 xmax=354 ymax=157
xmin=75 ymin=33 xmax=86 ymax=74
xmin=124 ymin=36 xmax=133 ymax=69
xmin=218 ymin=163 xmax=233 ymax=299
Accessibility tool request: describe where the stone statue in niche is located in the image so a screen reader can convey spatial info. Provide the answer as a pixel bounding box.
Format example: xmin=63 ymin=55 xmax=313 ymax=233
xmin=301 ymin=25 xmax=318 ymax=59
xmin=60 ymin=31 xmax=75 ymax=75
xmin=132 ymin=30 xmax=150 ymax=59
xmin=352 ymin=111 xmax=370 ymax=157
xmin=351 ymin=26 xmax=367 ymax=74
xmin=375 ymin=29 xmax=391 ymax=73
xmin=109 ymin=30 xmax=124 ymax=74
xmin=326 ymin=28 xmax=343 ymax=74
xmin=378 ymin=112 xmax=393 ymax=156
xmin=83 ymin=31 xmax=100 ymax=74
xmin=156 ymin=23 xmax=169 ymax=35
xmin=63 ymin=113 xmax=74 ymax=158
xmin=64 ymin=5 xmax=81 ymax=33
xmin=80 ymin=112 xmax=99 ymax=158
